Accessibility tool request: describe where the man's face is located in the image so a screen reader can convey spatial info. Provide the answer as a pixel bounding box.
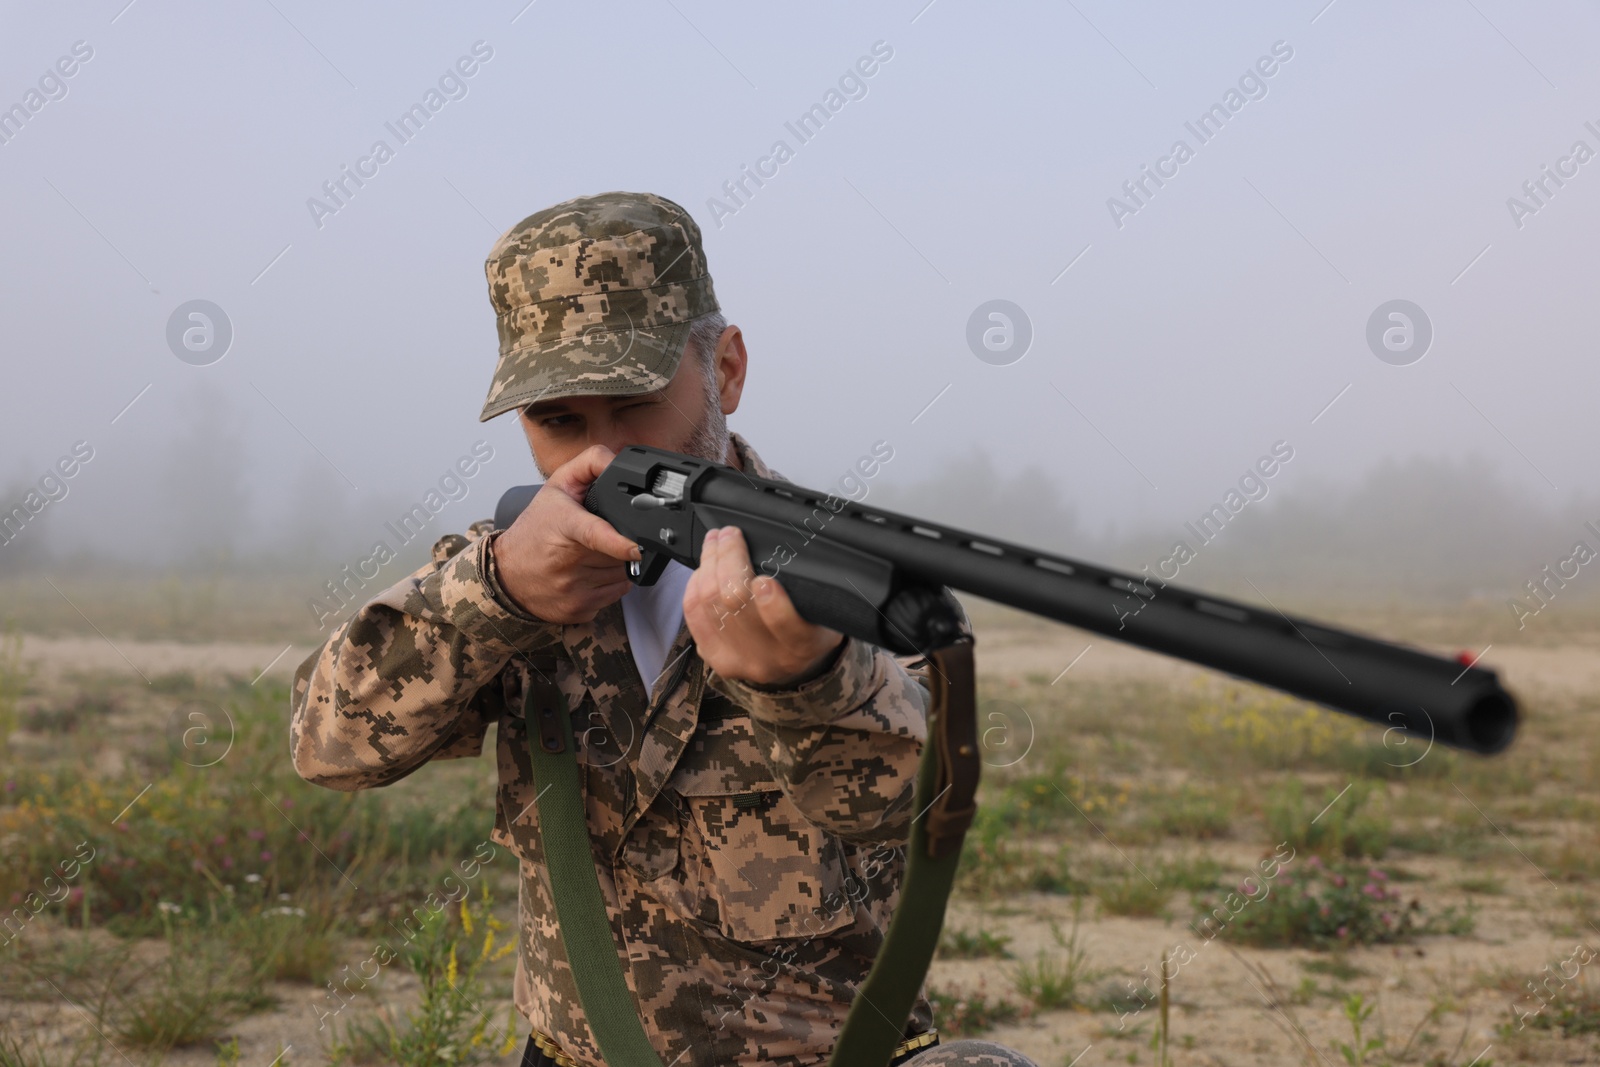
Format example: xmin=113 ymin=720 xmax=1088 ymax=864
xmin=518 ymin=325 xmax=747 ymax=478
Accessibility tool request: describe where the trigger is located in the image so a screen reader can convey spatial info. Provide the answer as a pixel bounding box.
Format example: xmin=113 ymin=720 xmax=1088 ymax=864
xmin=628 ymin=548 xmax=671 ymax=586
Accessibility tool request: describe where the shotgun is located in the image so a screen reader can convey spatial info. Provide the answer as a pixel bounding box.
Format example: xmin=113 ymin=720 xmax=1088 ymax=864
xmin=496 ymin=444 xmax=1516 ymax=754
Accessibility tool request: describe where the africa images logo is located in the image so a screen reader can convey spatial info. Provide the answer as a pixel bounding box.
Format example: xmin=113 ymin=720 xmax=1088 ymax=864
xmin=1105 ymin=40 xmax=1294 ymax=229
xmin=165 ymin=300 xmax=234 ymax=366
xmin=1365 ymin=300 xmax=1432 ymax=367
xmin=705 ymin=41 xmax=895 ymax=228
xmin=305 ymin=41 xmax=494 ymax=230
xmin=0 ymin=40 xmax=94 ymax=148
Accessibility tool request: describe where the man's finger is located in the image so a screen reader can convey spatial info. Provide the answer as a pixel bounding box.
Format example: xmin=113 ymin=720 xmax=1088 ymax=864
xmin=594 ymin=578 xmax=636 ymax=603
xmin=752 ymin=575 xmax=834 ymax=647
xmin=573 ymin=555 xmax=632 ymax=575
xmin=713 ymin=526 xmax=756 ymax=610
xmin=563 ymin=506 xmax=640 ymax=562
xmin=683 ymin=534 xmax=717 ymax=608
xmin=548 ymin=444 xmax=618 ymax=500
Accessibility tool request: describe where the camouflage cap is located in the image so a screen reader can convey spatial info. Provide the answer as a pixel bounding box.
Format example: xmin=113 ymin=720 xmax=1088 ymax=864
xmin=479 ymin=191 xmax=720 ymax=422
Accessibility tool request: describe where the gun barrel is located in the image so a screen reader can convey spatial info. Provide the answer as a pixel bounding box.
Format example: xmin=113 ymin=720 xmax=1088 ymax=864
xmin=692 ymin=473 xmax=1517 ymax=756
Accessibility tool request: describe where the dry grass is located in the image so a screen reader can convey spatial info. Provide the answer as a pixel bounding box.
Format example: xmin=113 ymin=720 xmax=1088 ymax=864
xmin=4 ymin=585 xmax=1599 ymax=1065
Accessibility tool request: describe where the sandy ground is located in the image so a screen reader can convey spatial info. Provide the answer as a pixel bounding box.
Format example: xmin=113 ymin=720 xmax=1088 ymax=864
xmin=962 ymin=605 xmax=1600 ymax=703
xmin=17 ymin=634 xmax=313 ymax=685
xmin=19 ymin=618 xmax=1600 ymax=703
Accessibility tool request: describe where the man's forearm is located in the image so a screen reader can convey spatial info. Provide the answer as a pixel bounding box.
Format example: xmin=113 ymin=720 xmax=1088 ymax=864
xmin=291 ymin=529 xmax=563 ymax=790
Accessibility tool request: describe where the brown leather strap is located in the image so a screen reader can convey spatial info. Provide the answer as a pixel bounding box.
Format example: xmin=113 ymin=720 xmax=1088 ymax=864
xmin=922 ymin=640 xmax=979 ymax=860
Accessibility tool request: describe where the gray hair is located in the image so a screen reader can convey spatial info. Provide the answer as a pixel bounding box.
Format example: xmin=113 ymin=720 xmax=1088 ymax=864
xmin=687 ymin=311 xmax=727 ymax=368
xmin=678 ymin=310 xmax=731 ymax=464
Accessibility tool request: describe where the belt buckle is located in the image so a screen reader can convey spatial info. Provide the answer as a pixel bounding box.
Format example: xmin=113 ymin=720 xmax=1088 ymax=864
xmin=889 ymin=1028 xmax=939 ymax=1063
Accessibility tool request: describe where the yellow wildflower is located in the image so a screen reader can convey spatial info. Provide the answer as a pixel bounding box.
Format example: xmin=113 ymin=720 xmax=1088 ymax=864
xmin=500 ymin=1007 xmax=522 ymax=1055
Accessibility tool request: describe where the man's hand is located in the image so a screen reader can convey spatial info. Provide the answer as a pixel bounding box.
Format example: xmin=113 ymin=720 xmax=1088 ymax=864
xmin=685 ymin=525 xmax=845 ymax=687
xmin=492 ymin=445 xmax=641 ymax=624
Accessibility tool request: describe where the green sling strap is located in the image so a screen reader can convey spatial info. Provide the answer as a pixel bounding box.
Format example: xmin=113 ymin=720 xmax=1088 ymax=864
xmin=524 ymin=670 xmax=667 ymax=1067
xmin=522 ymin=637 xmax=981 ymax=1067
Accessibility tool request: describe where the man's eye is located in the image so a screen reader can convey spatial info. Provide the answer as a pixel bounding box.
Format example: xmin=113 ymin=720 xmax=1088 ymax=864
xmin=541 ymin=414 xmax=579 ymax=428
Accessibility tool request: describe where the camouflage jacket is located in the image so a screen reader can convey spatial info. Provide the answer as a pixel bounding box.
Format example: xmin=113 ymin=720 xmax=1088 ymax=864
xmin=290 ymin=433 xmax=940 ymax=1067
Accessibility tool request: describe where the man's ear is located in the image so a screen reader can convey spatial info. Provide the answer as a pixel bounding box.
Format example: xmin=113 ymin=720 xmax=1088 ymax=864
xmin=714 ymin=325 xmax=748 ymax=415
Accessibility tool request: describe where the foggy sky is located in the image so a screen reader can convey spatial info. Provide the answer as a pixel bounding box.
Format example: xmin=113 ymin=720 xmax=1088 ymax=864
xmin=2 ymin=0 xmax=1597 ymax=592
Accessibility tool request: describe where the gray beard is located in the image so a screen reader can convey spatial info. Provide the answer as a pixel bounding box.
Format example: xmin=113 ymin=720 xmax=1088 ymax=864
xmin=679 ymin=391 xmax=730 ymax=467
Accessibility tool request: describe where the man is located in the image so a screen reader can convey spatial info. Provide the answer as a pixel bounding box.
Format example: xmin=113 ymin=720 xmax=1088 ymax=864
xmin=291 ymin=192 xmax=1037 ymax=1067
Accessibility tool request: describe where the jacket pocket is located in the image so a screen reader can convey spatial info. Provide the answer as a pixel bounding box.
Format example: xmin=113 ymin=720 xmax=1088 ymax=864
xmin=673 ymin=772 xmax=857 ymax=943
